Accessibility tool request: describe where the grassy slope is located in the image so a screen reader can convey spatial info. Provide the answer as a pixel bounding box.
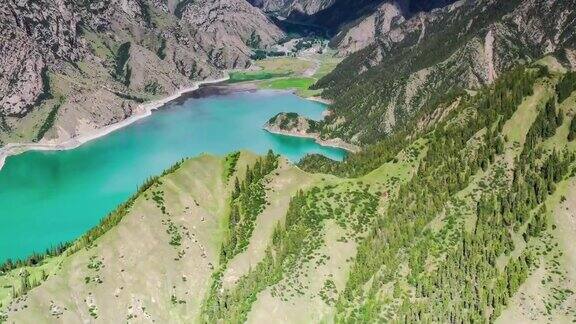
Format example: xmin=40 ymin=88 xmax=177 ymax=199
xmin=497 ymin=78 xmax=576 ymax=323
xmin=221 ymin=159 xmax=328 ymax=288
xmin=3 ymin=153 xmax=235 ymax=322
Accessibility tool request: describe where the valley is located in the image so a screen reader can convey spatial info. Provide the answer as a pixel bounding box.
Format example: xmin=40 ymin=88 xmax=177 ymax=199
xmin=2 ymin=57 xmax=576 ymax=322
xmin=1 ymin=0 xmax=576 ymax=323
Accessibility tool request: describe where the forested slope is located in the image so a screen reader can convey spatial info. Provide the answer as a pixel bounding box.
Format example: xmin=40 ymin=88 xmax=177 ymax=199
xmin=302 ymin=60 xmax=576 ymax=322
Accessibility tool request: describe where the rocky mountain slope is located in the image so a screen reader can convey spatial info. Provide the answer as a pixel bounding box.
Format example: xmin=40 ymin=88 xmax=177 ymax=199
xmin=250 ymin=0 xmax=457 ymax=35
xmin=314 ymin=0 xmax=576 ymax=143
xmin=0 ymin=0 xmax=282 ymax=146
xmin=247 ymin=0 xmax=335 ymax=16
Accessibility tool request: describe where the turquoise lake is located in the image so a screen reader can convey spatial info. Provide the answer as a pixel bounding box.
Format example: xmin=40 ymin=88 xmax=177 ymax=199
xmin=0 ymin=89 xmax=345 ymax=262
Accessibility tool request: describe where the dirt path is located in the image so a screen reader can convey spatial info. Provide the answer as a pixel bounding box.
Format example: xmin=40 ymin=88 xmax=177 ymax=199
xmin=300 ymin=56 xmax=321 ymax=77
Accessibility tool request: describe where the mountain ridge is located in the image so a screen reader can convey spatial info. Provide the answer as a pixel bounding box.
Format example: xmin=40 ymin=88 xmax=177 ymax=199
xmin=3 ymin=61 xmax=576 ymax=322
xmin=311 ymin=0 xmax=576 ymax=143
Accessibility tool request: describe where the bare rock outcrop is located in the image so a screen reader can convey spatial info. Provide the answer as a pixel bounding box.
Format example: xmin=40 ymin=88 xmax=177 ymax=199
xmin=0 ymin=0 xmax=85 ymax=116
xmin=248 ymin=0 xmax=336 ymax=16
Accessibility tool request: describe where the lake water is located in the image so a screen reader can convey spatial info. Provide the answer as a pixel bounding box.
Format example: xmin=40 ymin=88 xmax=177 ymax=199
xmin=0 ymin=89 xmax=345 ymax=262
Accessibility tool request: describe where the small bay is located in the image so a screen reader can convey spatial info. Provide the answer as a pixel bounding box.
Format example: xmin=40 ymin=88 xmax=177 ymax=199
xmin=0 ymin=89 xmax=345 ymax=262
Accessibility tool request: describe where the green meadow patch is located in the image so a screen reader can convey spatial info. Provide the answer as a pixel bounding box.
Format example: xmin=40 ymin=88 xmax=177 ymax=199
xmin=228 ymin=71 xmax=291 ymax=83
xmin=260 ymin=77 xmax=315 ymax=90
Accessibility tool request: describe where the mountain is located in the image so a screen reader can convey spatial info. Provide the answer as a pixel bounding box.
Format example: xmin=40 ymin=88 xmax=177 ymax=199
xmin=247 ymin=0 xmax=336 ymax=15
xmin=314 ymin=0 xmax=576 ymax=143
xmin=250 ymin=0 xmax=458 ymax=35
xmin=2 ymin=0 xmax=576 ymax=323
xmin=0 ymin=0 xmax=281 ymax=145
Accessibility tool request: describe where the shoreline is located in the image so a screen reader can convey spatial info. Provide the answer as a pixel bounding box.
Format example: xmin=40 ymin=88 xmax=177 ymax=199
xmin=305 ymin=96 xmax=333 ymax=105
xmin=0 ymin=77 xmax=229 ymax=171
xmin=264 ymin=126 xmax=360 ymax=153
xmin=0 ymin=70 xmax=344 ymax=170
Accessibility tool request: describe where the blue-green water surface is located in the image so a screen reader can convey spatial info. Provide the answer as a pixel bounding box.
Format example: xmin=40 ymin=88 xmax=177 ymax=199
xmin=0 ymin=90 xmax=345 ymax=262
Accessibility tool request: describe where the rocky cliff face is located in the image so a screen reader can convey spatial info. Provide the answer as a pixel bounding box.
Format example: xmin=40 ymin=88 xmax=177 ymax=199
xmin=331 ymin=1 xmax=404 ymax=56
xmin=250 ymin=0 xmax=457 ymax=36
xmin=0 ymin=0 xmax=282 ymax=145
xmin=247 ymin=0 xmax=335 ymax=15
xmin=0 ymin=0 xmax=85 ymax=117
xmin=316 ymin=0 xmax=576 ymax=143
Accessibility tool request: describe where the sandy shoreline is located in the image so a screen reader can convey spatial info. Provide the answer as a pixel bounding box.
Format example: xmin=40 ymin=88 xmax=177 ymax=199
xmin=264 ymin=126 xmax=360 ymax=153
xmin=0 ymin=77 xmax=229 ymax=171
xmin=306 ymin=96 xmax=334 ymax=105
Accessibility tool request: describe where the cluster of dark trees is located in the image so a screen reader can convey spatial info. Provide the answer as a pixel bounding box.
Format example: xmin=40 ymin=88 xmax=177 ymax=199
xmin=156 ymin=37 xmax=167 ymax=60
xmin=522 ymin=97 xmax=563 ymax=159
xmin=223 ymin=151 xmax=241 ymax=181
xmin=556 ymin=71 xmax=576 ymax=103
xmin=34 ymin=96 xmax=64 ymax=142
xmin=220 ymin=150 xmax=279 ymax=264
xmin=569 ymin=116 xmax=576 ymax=141
xmin=114 ymin=42 xmax=131 ymax=86
xmin=0 ymin=114 xmax=9 ymax=132
xmin=299 ymin=131 xmax=409 ymax=177
xmin=250 ymin=50 xmax=289 ymax=60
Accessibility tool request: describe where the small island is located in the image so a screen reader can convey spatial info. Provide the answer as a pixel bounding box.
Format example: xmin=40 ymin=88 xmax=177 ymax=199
xmin=263 ymin=112 xmax=360 ymax=152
